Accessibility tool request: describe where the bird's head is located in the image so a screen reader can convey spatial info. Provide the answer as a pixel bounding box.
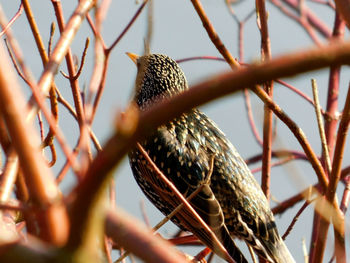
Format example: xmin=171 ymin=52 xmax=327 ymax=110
xmin=127 ymin=53 xmax=188 ymax=110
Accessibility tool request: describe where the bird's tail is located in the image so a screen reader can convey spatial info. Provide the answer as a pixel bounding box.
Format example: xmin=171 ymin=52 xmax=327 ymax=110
xmin=212 ymin=225 xmax=248 ymax=263
xmin=250 ymin=232 xmax=295 ymax=263
xmin=271 ymin=238 xmax=295 ymax=263
xmin=184 ymin=185 xmax=248 ymax=263
xmin=260 ymin=236 xmax=295 ymax=263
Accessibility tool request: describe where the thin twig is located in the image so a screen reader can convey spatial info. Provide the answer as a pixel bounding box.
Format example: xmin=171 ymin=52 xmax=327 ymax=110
xmin=340 ymin=181 xmax=350 ymax=214
xmin=0 ymin=3 xmax=23 ymax=37
xmin=276 ymin=79 xmax=327 ymax=115
xmin=309 ymin=0 xmax=335 ymax=8
xmin=0 ymin=151 xmax=18 ymax=202
xmin=48 ymin=22 xmax=55 ymax=56
xmin=56 ymin=148 xmax=79 ymax=184
xmin=311 ymin=79 xmax=332 ymax=174
xmin=302 ymin=238 xmax=308 ymax=263
xmin=144 ymin=0 xmax=153 ymax=55
xmin=272 ymin=0 xmax=332 ymax=38
xmin=32 ymin=0 xmax=94 ymax=132
xmin=177 ymin=56 xmax=225 ymax=64
xmin=55 ymin=87 xmax=102 ymax=152
xmin=4 ymin=39 xmax=30 ymax=85
xmin=252 ymin=86 xmax=328 ymax=189
xmin=28 ymin=76 xmax=78 ymax=172
xmin=190 ymin=0 xmax=239 ymax=69
xmin=243 ymin=89 xmax=263 ymax=146
xmin=87 ymin=0 xmax=149 ymax=127
xmin=257 ymin=0 xmax=274 ymax=203
xmin=104 ymin=236 xmax=113 ymax=263
xmin=168 ymin=235 xmax=199 ymax=246
xmin=85 ymin=12 xmax=106 ymax=49
xmin=51 ymin=1 xmax=89 ymax=170
xmin=251 ymin=155 xmax=298 ymax=174
xmin=60 ymin=38 xmax=90 ymax=81
xmin=320 ymin=83 xmax=350 ymax=261
xmin=272 ymin=184 xmax=318 ymax=215
xmin=323 ymin=13 xmax=345 ymax=160
xmin=30 ymin=0 xmax=95 ymax=173
xmin=246 ymin=150 xmax=309 ymax=166
xmin=309 ymin=12 xmax=345 ymax=263
xmin=73 ymin=38 xmax=89 ymax=81
xmin=21 ymin=3 xmax=60 ymax=166
xmin=282 ymin=199 xmax=314 ymax=240
xmin=106 ymin=0 xmax=149 ymax=53
xmin=22 ymin=0 xmax=48 ymax=65
xmin=11 ymin=1 xmax=74 ymax=175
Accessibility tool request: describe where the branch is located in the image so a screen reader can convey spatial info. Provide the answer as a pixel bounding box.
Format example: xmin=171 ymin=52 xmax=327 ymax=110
xmin=35 ymin=0 xmax=95 ymax=115
xmin=256 ymin=0 xmax=273 ymax=202
xmin=190 ymin=0 xmax=239 ymax=69
xmin=0 ymin=3 xmax=23 ymax=37
xmin=0 ymin=239 xmax=54 ymax=263
xmin=318 ymin=83 xmax=350 ymax=261
xmin=52 ymin=0 xmax=84 ymax=117
xmin=106 ymin=208 xmax=188 ymax=263
xmin=0 ymin=43 xmax=68 ymax=245
xmin=272 ymin=184 xmax=319 ymax=215
xmin=310 ymin=11 xmax=346 ymax=263
xmin=252 ymin=86 xmax=328 ymax=189
xmin=334 ymin=0 xmax=350 ymax=28
xmin=278 ymin=0 xmax=332 ymax=38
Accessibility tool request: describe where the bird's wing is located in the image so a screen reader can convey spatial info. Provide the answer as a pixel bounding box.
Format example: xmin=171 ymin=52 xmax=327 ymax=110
xmin=194 ymin=110 xmax=289 ymax=262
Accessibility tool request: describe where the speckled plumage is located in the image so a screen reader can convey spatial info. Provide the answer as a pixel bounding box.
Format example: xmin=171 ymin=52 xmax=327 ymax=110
xmin=128 ymin=54 xmax=295 ymax=263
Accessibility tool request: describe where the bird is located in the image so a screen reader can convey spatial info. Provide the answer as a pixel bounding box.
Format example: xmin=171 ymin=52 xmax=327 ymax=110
xmin=127 ymin=53 xmax=295 ymax=263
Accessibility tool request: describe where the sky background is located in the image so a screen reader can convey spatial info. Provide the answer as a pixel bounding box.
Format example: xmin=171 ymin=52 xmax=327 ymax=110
xmin=1 ymin=0 xmax=350 ymax=262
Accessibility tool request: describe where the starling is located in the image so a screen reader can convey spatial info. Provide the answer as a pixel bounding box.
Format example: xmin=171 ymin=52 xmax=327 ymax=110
xmin=127 ymin=53 xmax=295 ymax=263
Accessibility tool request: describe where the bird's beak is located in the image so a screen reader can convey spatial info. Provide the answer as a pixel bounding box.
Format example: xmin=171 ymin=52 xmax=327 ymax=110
xmin=126 ymin=52 xmax=139 ymax=65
